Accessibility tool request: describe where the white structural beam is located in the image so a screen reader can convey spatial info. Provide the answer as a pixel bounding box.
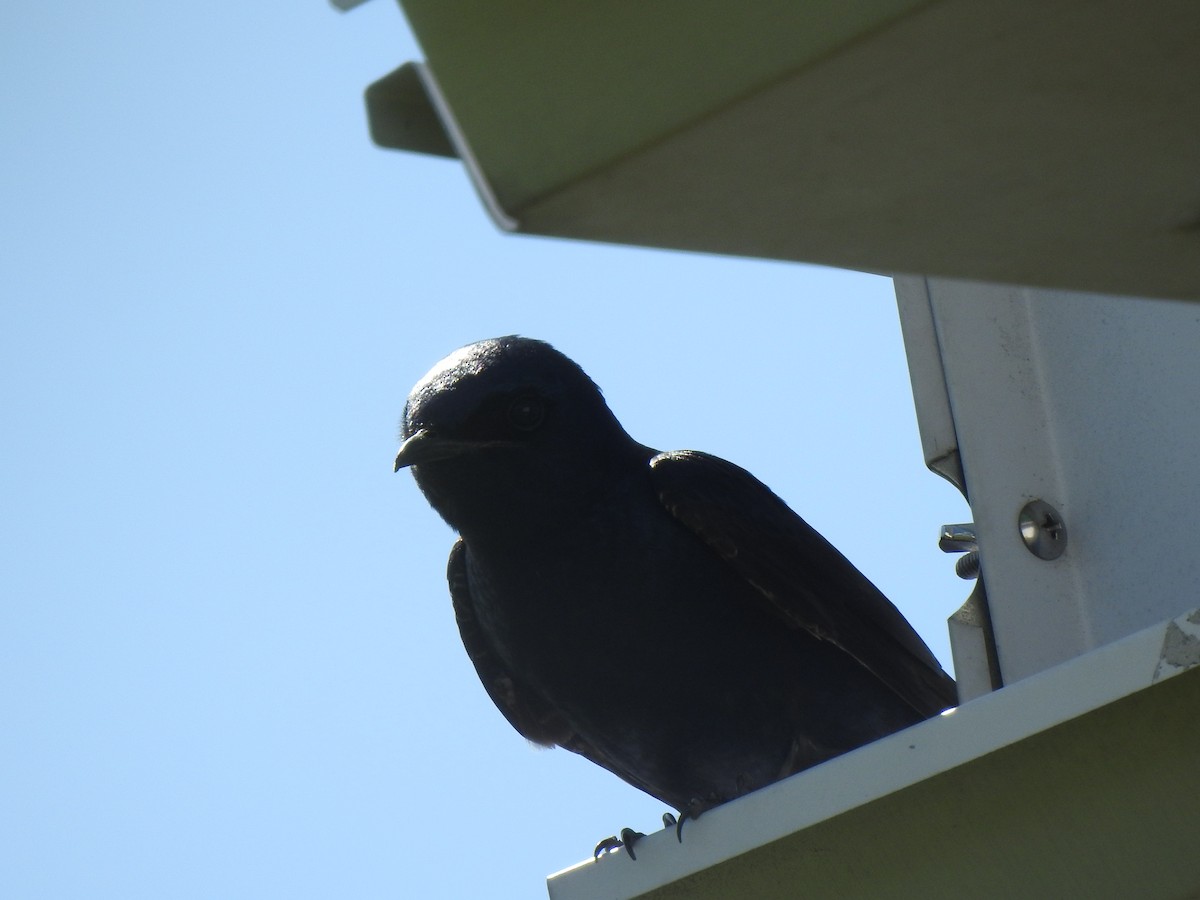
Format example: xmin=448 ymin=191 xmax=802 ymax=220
xmin=548 ymin=607 xmax=1200 ymax=899
xmin=897 ymin=278 xmax=1200 ymax=687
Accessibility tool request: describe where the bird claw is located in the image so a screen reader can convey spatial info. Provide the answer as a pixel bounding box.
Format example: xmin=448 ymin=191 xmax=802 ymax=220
xmin=674 ymin=798 xmax=709 ymax=842
xmin=593 ymin=835 xmax=621 ymax=859
xmin=593 ymin=827 xmax=645 ymax=861
xmin=592 ymin=803 xmax=706 ymax=861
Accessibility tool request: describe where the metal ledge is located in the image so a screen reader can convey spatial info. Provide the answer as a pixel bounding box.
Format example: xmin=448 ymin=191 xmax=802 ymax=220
xmin=548 ymin=607 xmax=1200 ymax=899
xmin=381 ymin=0 xmax=1200 ymax=299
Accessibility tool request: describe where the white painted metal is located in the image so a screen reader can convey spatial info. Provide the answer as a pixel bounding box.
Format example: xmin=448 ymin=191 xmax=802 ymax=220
xmin=412 ymin=64 xmax=519 ymax=232
xmin=945 ymin=586 xmax=997 ymax=702
xmin=894 ymin=277 xmax=965 ymax=491
xmin=895 ymin=276 xmax=1200 ymax=685
xmin=385 ymin=1 xmax=1200 ymax=300
xmin=547 ymin=606 xmax=1200 ymax=899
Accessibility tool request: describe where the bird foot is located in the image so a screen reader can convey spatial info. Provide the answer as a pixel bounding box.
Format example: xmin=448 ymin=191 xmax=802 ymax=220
xmin=593 ymin=827 xmax=645 ymax=861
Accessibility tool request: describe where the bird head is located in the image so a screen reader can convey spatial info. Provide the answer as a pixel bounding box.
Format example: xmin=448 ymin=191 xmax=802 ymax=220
xmin=395 ymin=336 xmax=644 ymax=533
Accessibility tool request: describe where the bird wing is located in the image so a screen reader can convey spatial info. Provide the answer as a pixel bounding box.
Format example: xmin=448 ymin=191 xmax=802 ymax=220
xmin=447 ymin=539 xmax=573 ymax=747
xmin=649 ymin=450 xmax=957 ymax=717
xmin=447 ymin=538 xmax=682 ymax=805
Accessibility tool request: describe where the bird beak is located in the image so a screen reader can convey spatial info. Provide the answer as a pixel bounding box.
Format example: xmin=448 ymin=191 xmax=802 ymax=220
xmin=394 ymin=428 xmax=483 ymax=471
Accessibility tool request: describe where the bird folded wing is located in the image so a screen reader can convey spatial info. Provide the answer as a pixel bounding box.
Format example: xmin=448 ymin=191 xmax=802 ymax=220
xmin=447 ymin=539 xmax=574 ymax=747
xmin=446 ymin=539 xmax=686 ymax=806
xmin=649 ymin=451 xmax=957 ymax=717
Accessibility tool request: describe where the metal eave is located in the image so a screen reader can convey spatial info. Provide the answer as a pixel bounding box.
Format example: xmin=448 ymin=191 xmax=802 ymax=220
xmin=370 ymin=0 xmax=1200 ymax=299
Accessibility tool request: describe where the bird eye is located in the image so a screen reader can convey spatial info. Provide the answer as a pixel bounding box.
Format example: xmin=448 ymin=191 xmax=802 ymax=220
xmin=508 ymin=394 xmax=546 ymax=431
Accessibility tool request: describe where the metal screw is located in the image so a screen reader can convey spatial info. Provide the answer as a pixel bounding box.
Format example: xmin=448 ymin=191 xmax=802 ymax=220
xmin=954 ymin=552 xmax=981 ymax=580
xmin=1018 ymin=499 xmax=1067 ymax=560
xmin=939 ymin=523 xmax=980 ymax=580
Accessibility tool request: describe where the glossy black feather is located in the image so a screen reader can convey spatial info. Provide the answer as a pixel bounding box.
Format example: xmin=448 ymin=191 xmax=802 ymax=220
xmin=649 ymin=451 xmax=957 ymax=717
xmin=447 ymin=539 xmax=572 ymax=747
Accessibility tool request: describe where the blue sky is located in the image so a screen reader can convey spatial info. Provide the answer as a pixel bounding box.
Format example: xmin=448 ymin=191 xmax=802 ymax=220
xmin=2 ymin=3 xmax=969 ymax=897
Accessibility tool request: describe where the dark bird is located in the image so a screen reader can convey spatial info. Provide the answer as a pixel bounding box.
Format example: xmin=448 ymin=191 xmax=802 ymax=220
xmin=394 ymin=336 xmax=956 ymax=831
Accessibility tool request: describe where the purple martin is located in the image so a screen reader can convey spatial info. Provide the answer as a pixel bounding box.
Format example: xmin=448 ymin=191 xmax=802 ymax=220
xmin=395 ymin=336 xmax=956 ymax=824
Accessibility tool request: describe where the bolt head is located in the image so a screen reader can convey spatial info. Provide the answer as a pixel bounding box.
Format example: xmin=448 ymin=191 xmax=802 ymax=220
xmin=1018 ymin=499 xmax=1067 ymax=560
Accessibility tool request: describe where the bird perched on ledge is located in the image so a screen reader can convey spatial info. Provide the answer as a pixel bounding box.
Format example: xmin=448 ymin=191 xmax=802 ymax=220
xmin=394 ymin=336 xmax=956 ymax=833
